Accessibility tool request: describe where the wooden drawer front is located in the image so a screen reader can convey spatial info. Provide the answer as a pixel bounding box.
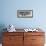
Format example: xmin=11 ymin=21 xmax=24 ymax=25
xmin=3 ymin=32 xmax=23 ymax=36
xmin=24 ymin=32 xmax=44 ymax=36
xmin=32 ymin=36 xmax=45 ymax=44
xmin=3 ymin=36 xmax=23 ymax=45
xmin=32 ymin=44 xmax=44 ymax=46
xmin=24 ymin=36 xmax=32 ymax=46
xmin=3 ymin=43 xmax=23 ymax=46
xmin=3 ymin=36 xmax=8 ymax=44
xmin=24 ymin=36 xmax=44 ymax=46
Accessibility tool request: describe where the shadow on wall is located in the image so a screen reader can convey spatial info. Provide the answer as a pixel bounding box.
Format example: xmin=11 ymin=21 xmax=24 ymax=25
xmin=0 ymin=24 xmax=7 ymax=43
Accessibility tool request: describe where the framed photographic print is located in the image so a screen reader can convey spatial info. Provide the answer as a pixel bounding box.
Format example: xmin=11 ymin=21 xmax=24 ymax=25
xmin=17 ymin=10 xmax=33 ymax=18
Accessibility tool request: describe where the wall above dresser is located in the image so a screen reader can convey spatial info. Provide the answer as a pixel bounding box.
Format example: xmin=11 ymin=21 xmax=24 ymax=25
xmin=0 ymin=0 xmax=46 ymax=32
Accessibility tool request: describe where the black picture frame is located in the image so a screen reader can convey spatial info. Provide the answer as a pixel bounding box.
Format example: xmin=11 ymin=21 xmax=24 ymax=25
xmin=17 ymin=10 xmax=33 ymax=18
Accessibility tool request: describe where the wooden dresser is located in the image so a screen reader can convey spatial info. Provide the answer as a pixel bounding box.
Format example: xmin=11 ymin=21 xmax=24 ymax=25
xmin=2 ymin=32 xmax=45 ymax=46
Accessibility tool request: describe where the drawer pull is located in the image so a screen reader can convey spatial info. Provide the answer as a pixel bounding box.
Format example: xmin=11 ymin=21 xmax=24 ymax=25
xmin=9 ymin=38 xmax=12 ymax=40
xmin=32 ymin=39 xmax=36 ymax=40
xmin=9 ymin=38 xmax=13 ymax=40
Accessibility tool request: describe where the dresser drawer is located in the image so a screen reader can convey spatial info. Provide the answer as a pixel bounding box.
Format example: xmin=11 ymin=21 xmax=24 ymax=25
xmin=3 ymin=32 xmax=23 ymax=36
xmin=3 ymin=35 xmax=23 ymax=44
xmin=3 ymin=36 xmax=23 ymax=46
xmin=3 ymin=42 xmax=23 ymax=46
xmin=32 ymin=36 xmax=45 ymax=44
xmin=24 ymin=32 xmax=44 ymax=36
xmin=32 ymin=44 xmax=44 ymax=46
